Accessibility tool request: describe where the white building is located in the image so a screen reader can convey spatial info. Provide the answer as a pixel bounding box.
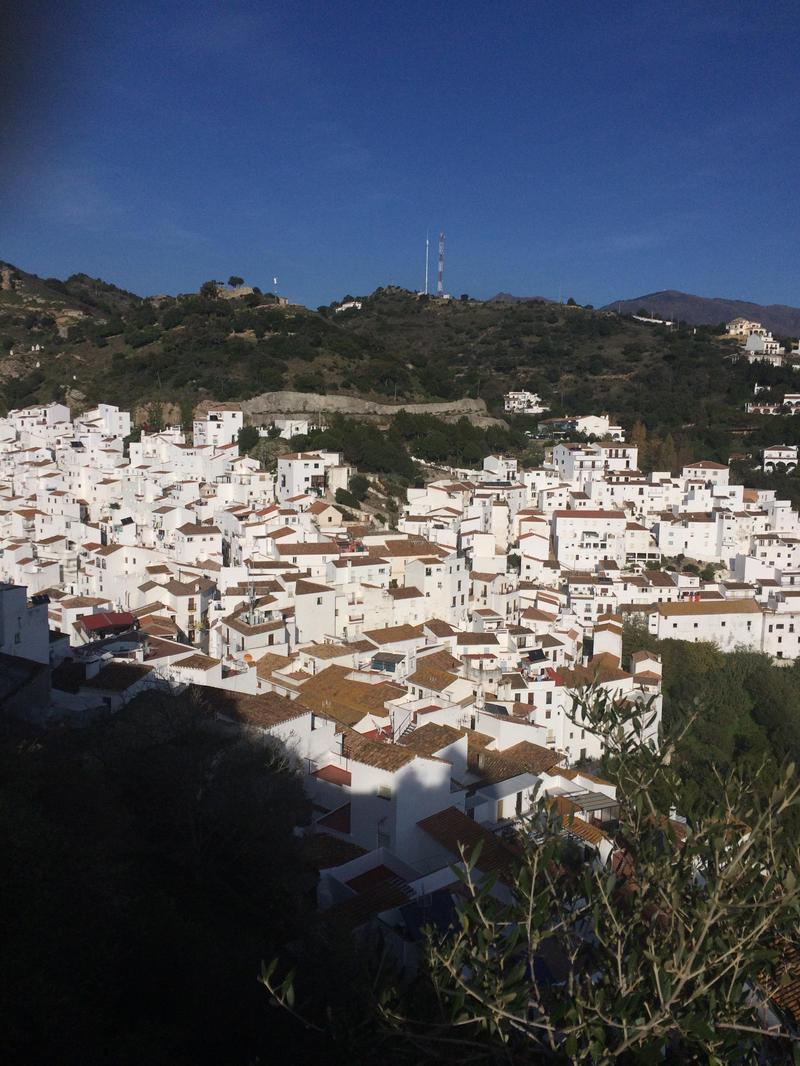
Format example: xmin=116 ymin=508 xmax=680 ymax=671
xmin=727 ymin=317 xmax=762 ymax=338
xmin=744 ymin=329 xmax=785 ymax=365
xmin=276 ymin=451 xmax=350 ymax=503
xmin=503 ymin=390 xmax=548 ymax=414
xmin=0 ymin=582 xmax=50 ymax=664
xmin=193 ymin=404 xmax=244 ymax=448
xmin=260 ymin=418 xmax=312 ymax=440
xmin=763 ymin=445 xmax=798 ymax=473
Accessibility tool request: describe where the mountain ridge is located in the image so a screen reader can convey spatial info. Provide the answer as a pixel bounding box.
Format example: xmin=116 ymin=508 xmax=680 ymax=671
xmin=601 ymin=289 xmax=800 ymax=335
xmin=3 ymin=257 xmax=797 ymax=480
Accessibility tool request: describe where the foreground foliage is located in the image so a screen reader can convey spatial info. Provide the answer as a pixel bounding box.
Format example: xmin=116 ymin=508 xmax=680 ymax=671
xmin=267 ymin=690 xmax=800 ymax=1063
xmin=0 ymin=689 xmax=313 ymax=1065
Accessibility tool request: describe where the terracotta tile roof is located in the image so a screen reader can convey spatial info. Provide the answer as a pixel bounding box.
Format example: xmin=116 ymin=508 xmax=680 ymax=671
xmin=341 ymin=729 xmax=417 ymax=771
xmin=177 ymin=522 xmax=221 ymax=535
xmin=82 ymin=662 xmax=153 ymax=691
xmin=174 ymin=652 xmax=219 ymax=670
xmin=558 ymin=654 xmax=631 ymax=686
xmin=423 ymin=618 xmax=458 ymax=637
xmin=255 ymin=652 xmax=294 ymax=679
xmin=298 ymin=665 xmax=406 ymax=726
xmin=216 ymin=690 xmax=311 ymax=729
xmin=407 ymin=662 xmax=459 ymax=693
xmin=299 ymin=642 xmax=360 ymax=660
xmin=548 ymin=795 xmax=610 ymax=846
xmin=363 ymin=623 xmax=424 ymax=645
xmin=77 ymin=611 xmax=137 ymax=632
xmin=456 ymin=632 xmax=499 ymax=646
xmin=321 ymin=877 xmax=410 ymax=932
xmin=301 ymin=833 xmax=366 ymax=870
xmin=379 ymin=539 xmax=446 ymax=557
xmin=399 ymin=722 xmax=465 ymax=756
xmin=387 ymin=585 xmax=423 ymax=600
xmin=417 ymin=648 xmax=461 ymax=672
xmin=312 ymin=764 xmax=352 ymax=786
xmin=469 ymin=740 xmax=562 ymax=784
xmin=417 ymin=807 xmax=520 ymax=876
xmin=766 ymin=939 xmax=800 ymax=1024
xmin=656 ymin=599 xmax=761 ymax=617
xmin=276 ymin=541 xmax=339 ymax=556
xmin=307 ymin=500 xmax=341 ymax=515
xmin=295 ymin=579 xmax=333 ymax=595
xmin=60 ymin=596 xmax=110 ymax=609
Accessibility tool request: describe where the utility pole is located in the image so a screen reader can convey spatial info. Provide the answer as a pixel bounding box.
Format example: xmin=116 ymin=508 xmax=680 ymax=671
xmin=437 ymin=232 xmax=445 ymax=296
xmin=424 ymin=232 xmax=430 ymax=295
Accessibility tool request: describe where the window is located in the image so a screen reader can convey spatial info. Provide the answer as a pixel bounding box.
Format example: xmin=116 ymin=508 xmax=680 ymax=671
xmin=316 ymin=597 xmax=323 ymax=606
xmin=546 ymin=691 xmax=552 ymax=705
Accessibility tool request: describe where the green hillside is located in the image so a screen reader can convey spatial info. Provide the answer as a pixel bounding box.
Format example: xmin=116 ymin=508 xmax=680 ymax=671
xmin=3 ymin=264 xmax=800 ymax=478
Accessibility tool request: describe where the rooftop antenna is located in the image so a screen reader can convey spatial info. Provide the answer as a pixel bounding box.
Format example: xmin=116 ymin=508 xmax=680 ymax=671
xmin=437 ymin=231 xmax=445 ymax=296
xmin=273 ymin=276 xmax=278 ymax=293
xmin=424 ymin=231 xmax=430 ymax=295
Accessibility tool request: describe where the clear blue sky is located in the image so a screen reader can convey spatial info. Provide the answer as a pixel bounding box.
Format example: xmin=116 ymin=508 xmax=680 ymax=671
xmin=3 ymin=0 xmax=799 ymax=308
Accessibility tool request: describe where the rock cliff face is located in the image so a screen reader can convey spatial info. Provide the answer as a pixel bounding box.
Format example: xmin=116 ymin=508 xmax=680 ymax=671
xmin=238 ymin=391 xmax=506 ymax=427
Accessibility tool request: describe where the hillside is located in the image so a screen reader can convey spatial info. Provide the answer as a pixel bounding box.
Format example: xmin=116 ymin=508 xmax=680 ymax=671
xmin=603 ymin=289 xmax=800 ymax=336
xmin=4 ymin=261 xmax=800 ymax=473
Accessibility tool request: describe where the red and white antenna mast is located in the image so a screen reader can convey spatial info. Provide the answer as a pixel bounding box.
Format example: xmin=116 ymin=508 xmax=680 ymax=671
xmin=437 ymin=231 xmax=445 ymax=295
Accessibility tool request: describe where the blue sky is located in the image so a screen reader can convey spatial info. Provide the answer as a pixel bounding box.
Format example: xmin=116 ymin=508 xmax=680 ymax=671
xmin=3 ymin=0 xmax=799 ymax=307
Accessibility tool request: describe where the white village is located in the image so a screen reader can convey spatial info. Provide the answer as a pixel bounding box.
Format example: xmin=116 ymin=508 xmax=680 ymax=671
xmin=2 ymin=354 xmax=799 ymax=921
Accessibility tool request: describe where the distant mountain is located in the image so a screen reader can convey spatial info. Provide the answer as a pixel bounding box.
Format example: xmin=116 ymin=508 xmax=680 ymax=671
xmin=603 ymin=290 xmax=800 ymax=336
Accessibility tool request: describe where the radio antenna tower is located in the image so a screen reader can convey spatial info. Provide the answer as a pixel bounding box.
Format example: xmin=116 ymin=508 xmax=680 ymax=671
xmin=437 ymin=232 xmax=445 ymax=296
xmin=424 ymin=231 xmax=430 ymax=295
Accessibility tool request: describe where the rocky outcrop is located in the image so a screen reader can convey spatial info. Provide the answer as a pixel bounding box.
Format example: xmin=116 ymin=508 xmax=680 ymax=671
xmin=238 ymin=391 xmax=507 ymax=427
